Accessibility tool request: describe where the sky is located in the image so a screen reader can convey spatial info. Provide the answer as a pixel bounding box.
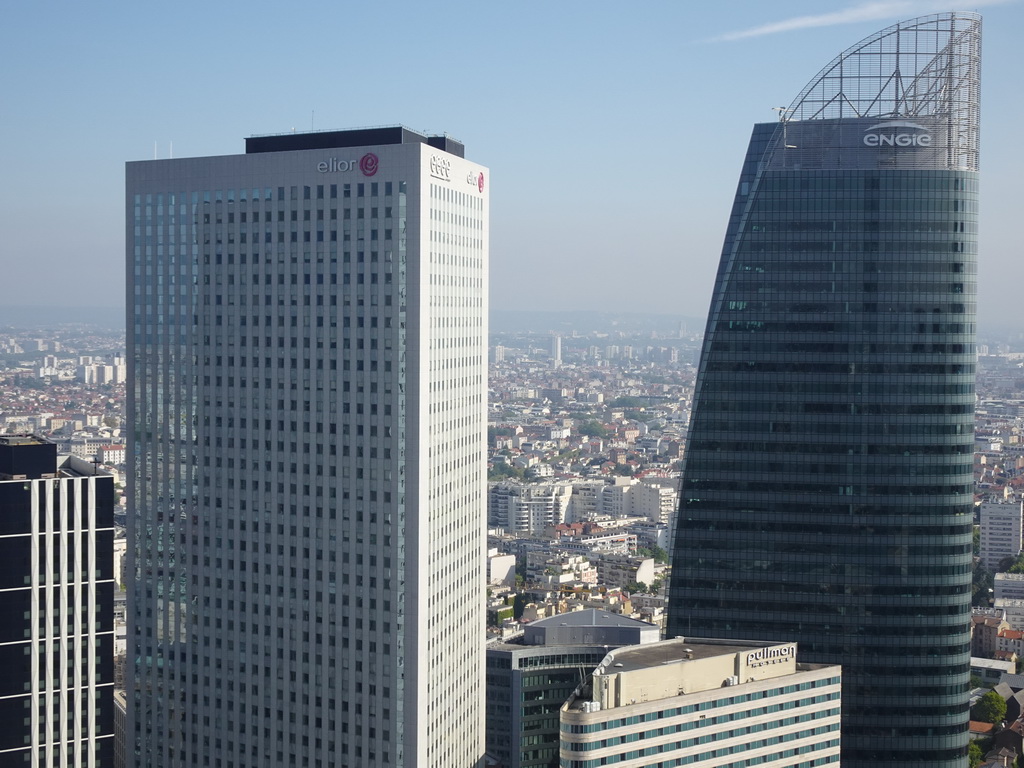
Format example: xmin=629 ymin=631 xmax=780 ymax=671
xmin=2 ymin=1 xmax=1021 ymax=327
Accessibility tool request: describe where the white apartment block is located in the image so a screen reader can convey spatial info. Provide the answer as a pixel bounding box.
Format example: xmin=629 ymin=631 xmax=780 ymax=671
xmin=589 ymin=553 xmax=656 ymax=590
xmin=564 ymin=477 xmax=679 ymax=526
xmin=526 ymin=551 xmax=598 ymax=586
xmin=568 ymin=481 xmax=605 ymax=521
xmin=981 ymin=501 xmax=1024 ymax=572
xmin=630 ymin=478 xmax=678 ymax=525
xmin=127 ymin=127 xmax=488 ymax=768
xmin=994 ymin=599 xmax=1024 ymax=630
xmin=995 ymin=572 xmax=1024 ymax=602
xmin=98 ymin=444 xmax=126 ymax=465
xmin=560 ymin=638 xmax=841 ymax=768
xmin=489 ymin=481 xmax=573 ymax=533
xmin=558 ymin=531 xmax=637 ymax=556
xmin=488 ymin=549 xmax=516 ymax=587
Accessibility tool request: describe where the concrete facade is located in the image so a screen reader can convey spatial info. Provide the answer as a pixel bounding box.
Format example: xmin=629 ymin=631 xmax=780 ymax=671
xmin=560 ymin=638 xmax=841 ymax=768
xmin=127 ymin=127 xmax=488 ymax=767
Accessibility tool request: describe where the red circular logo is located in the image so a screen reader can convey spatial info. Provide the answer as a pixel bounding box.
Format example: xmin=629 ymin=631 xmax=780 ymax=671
xmin=478 ymin=172 xmax=485 ymax=193
xmin=359 ymin=153 xmax=379 ymax=177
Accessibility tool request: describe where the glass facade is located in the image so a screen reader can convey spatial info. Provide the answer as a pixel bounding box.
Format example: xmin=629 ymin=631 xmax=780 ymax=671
xmin=668 ymin=13 xmax=980 ymax=768
xmin=487 ymin=646 xmax=609 ymax=768
xmin=0 ymin=440 xmax=115 ymax=766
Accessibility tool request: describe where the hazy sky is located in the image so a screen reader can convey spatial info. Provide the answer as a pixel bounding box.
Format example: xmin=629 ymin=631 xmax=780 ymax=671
xmin=2 ymin=1 xmax=1021 ymax=325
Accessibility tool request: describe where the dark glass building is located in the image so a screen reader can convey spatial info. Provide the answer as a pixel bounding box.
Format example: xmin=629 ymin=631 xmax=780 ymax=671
xmin=0 ymin=436 xmax=115 ymax=764
xmin=486 ymin=610 xmax=659 ymax=768
xmin=668 ymin=13 xmax=980 ymax=767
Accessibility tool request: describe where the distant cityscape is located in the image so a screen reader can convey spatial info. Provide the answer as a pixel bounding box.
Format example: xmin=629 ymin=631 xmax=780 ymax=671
xmin=3 ymin=309 xmax=1024 ymax=763
xmin=5 ymin=10 xmax=1024 ymax=768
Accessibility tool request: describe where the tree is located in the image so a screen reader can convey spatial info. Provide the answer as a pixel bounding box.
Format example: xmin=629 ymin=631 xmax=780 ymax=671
xmin=971 ymin=691 xmax=1007 ymax=724
xmin=968 ymin=740 xmax=983 ymax=768
xmin=512 ymin=593 xmax=528 ymax=620
xmin=637 ymin=546 xmax=670 ymax=564
xmin=488 ymin=426 xmax=515 ymax=441
xmin=610 ymin=396 xmax=645 ymax=408
xmin=973 ymin=564 xmax=993 ymax=607
xmin=577 ymin=420 xmax=610 ymax=439
xmin=488 ymin=463 xmax=526 ymax=481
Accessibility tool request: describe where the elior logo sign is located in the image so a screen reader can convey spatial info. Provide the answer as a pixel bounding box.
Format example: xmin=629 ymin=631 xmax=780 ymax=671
xmin=316 ymin=153 xmax=381 ymax=176
xmin=467 ymin=171 xmax=484 ymax=193
xmin=863 ymin=120 xmax=932 ymax=147
xmin=359 ymin=153 xmax=379 ymax=177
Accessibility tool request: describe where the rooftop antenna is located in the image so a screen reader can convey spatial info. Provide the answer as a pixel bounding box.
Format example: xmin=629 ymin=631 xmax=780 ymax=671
xmin=169 ymin=141 xmax=173 ymax=159
xmin=311 ymin=110 xmax=315 ymax=131
xmin=153 ymin=141 xmax=158 ymax=160
xmin=772 ymin=106 xmax=797 ymax=150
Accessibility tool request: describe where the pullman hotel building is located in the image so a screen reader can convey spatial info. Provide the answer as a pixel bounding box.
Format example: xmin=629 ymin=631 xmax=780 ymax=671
xmin=668 ymin=13 xmax=981 ymax=768
xmin=127 ymin=127 xmax=488 ymax=767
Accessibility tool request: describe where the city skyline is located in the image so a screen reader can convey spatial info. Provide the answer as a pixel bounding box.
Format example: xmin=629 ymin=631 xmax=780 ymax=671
xmin=2 ymin=1 xmax=1022 ymax=325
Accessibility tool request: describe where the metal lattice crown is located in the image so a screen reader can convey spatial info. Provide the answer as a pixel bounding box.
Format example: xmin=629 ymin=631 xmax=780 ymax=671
xmin=785 ymin=12 xmax=981 ymax=170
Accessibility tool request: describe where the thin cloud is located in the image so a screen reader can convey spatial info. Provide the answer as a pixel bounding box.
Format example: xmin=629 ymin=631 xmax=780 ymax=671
xmin=710 ymin=0 xmax=1013 ymax=42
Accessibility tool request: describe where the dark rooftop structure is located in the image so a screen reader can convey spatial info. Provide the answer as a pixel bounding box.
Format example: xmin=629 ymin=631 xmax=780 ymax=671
xmin=523 ymin=609 xmax=659 ymax=647
xmin=245 ymin=125 xmax=465 ymax=157
xmin=0 ymin=434 xmax=56 ymax=480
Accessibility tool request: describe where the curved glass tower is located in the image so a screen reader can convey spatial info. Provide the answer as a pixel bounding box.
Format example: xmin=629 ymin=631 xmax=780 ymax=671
xmin=668 ymin=13 xmax=980 ymax=767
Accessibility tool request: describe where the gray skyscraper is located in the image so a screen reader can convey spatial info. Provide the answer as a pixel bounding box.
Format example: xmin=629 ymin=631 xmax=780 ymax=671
xmin=127 ymin=127 xmax=488 ymax=767
xmin=668 ymin=13 xmax=980 ymax=768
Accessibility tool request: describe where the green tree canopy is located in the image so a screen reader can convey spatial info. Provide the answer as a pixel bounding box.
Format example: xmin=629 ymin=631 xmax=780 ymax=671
xmin=610 ymin=396 xmax=645 ymax=408
xmin=973 ymin=564 xmax=994 ymax=607
xmin=577 ymin=420 xmax=610 ymax=439
xmin=637 ymin=546 xmax=670 ymax=564
xmin=968 ymin=740 xmax=983 ymax=768
xmin=488 ymin=463 xmax=526 ymax=481
xmin=512 ymin=593 xmax=528 ymax=620
xmin=971 ymin=691 xmax=1007 ymax=724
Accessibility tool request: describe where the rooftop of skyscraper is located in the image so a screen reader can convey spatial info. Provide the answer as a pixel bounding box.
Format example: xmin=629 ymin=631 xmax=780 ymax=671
xmin=245 ymin=124 xmax=465 ymax=156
